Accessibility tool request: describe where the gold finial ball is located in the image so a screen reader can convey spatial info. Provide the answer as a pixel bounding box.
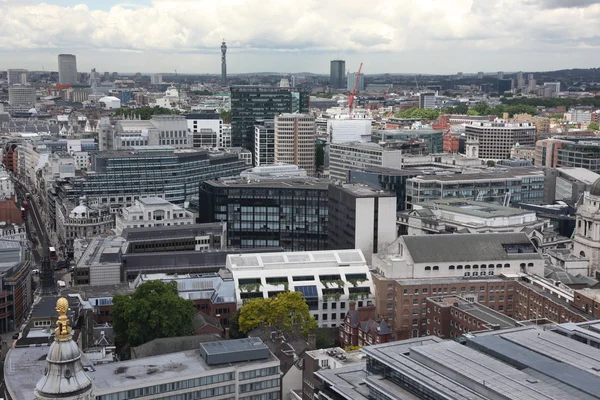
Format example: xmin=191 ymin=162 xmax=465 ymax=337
xmin=56 ymin=297 xmax=69 ymax=315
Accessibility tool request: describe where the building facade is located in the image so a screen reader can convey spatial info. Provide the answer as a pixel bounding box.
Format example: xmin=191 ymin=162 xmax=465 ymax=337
xmin=465 ymin=121 xmax=536 ymax=159
xmin=115 ymin=197 xmax=195 ymax=235
xmin=372 ymin=129 xmax=444 ymax=154
xmin=8 ymin=86 xmax=36 ymax=107
xmin=330 ymin=60 xmax=346 ymax=89
xmin=274 ymin=113 xmax=316 ymax=176
xmin=254 ymin=119 xmax=275 ymax=166
xmin=58 ymin=54 xmax=78 ymax=85
xmin=329 ymin=142 xmax=403 ymax=182
xmin=199 ymin=178 xmax=329 ymax=251
xmin=186 ymin=113 xmax=223 ymax=149
xmin=572 ymin=179 xmax=600 ymax=276
xmin=536 ymin=137 xmax=600 ymax=173
xmin=347 ymin=167 xmax=419 ymax=212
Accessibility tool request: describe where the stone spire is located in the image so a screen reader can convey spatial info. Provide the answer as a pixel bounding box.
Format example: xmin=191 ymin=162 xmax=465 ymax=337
xmin=35 ymin=298 xmax=94 ymax=400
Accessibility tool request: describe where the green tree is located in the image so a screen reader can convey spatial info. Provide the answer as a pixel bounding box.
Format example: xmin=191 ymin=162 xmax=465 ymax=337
xmin=588 ymin=121 xmax=599 ymax=131
xmin=115 ymin=106 xmax=175 ymax=120
xmin=220 ymin=110 xmax=231 ymax=123
xmin=228 ymin=309 xmax=246 ymax=339
xmin=395 ymin=107 xmax=440 ymax=120
xmin=548 ymin=113 xmax=566 ymax=119
xmin=466 ymin=108 xmax=479 ymax=116
xmin=239 ymin=292 xmax=318 ymax=335
xmin=112 ymin=281 xmax=196 ymax=347
xmin=315 ymin=142 xmax=325 ymax=168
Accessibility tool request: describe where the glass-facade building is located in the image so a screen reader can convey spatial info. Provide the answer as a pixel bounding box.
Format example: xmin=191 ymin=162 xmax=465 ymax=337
xmin=230 ymin=86 xmax=309 ymax=152
xmin=55 ymin=147 xmax=246 ymax=206
xmin=372 ymin=129 xmax=444 ymax=154
xmin=348 ymin=167 xmax=420 ymax=212
xmin=198 ymin=178 xmax=329 ymax=251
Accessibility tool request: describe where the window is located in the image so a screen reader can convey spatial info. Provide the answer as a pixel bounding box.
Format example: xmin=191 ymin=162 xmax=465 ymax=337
xmin=464 ymin=272 xmax=470 ymax=277
xmin=449 ymin=265 xmax=455 ymax=270
xmin=387 ymin=294 xmax=393 ymax=300
xmin=387 ymin=284 xmax=393 ymax=290
xmin=433 ymin=266 xmax=439 ymax=271
xmin=322 ymin=314 xmax=328 ymax=320
xmin=425 ymin=266 xmax=431 ymax=271
xmin=340 ymin=302 xmax=346 ymax=309
xmin=403 ymin=289 xmax=408 ymax=295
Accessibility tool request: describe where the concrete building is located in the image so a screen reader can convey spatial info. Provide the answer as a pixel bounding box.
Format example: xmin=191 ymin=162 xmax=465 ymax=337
xmin=546 ymin=167 xmax=600 ymax=205
xmin=7 ymin=69 xmax=27 ymax=85
xmin=8 ymin=86 xmax=36 ymax=107
xmin=371 ymin=128 xmax=444 ymax=154
xmin=112 ymin=114 xmax=190 ymax=150
xmin=347 ymin=167 xmax=420 ymax=212
xmin=150 ymin=74 xmax=162 ymax=84
xmin=240 ymin=164 xmax=307 ymax=180
xmin=465 ymin=121 xmax=537 ymax=159
xmin=418 ymin=92 xmax=435 ymax=109
xmin=544 ymin=81 xmax=561 ymax=94
xmin=6 ymin=334 xmax=281 ymax=400
xmin=121 ymin=222 xmax=227 ymax=253
xmin=406 ymin=168 xmax=546 ymax=208
xmin=328 ymin=184 xmax=396 ymax=263
xmin=115 ymin=197 xmax=194 ymax=235
xmin=330 ymin=60 xmax=346 ymax=89
xmin=254 ymin=119 xmax=275 ymax=166
xmin=274 ymin=113 xmax=316 ymax=176
xmin=572 ymin=178 xmax=600 ymax=276
xmin=186 ymin=112 xmax=224 ymax=149
xmin=536 ymin=137 xmax=600 ymax=173
xmin=326 ymin=118 xmax=371 ymax=143
xmin=199 ymin=178 xmax=329 ymax=251
xmin=227 ymin=249 xmax=375 ymax=328
xmin=329 ymin=142 xmax=403 ymax=182
xmin=397 ymin=199 xmax=570 ymax=251
xmin=346 ymin=72 xmax=364 ymax=91
xmin=58 ymin=54 xmax=78 ymax=85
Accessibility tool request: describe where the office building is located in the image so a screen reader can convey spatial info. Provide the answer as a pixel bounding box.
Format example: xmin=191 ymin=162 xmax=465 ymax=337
xmin=199 ymin=178 xmax=329 ymax=251
xmin=53 ymin=147 xmax=247 ymax=207
xmin=7 ymin=69 xmax=27 ymax=85
xmin=568 ymin=108 xmax=594 ymax=124
xmin=115 ymin=197 xmax=194 ymax=235
xmin=498 ymin=78 xmax=513 ymax=93
xmin=112 ymin=114 xmax=190 ymax=150
xmin=227 ymin=249 xmax=375 ymax=327
xmin=6 ymin=331 xmax=281 ymax=400
xmin=544 ymin=81 xmax=561 ymax=94
xmin=329 ymin=142 xmax=403 ymax=182
xmin=547 ymin=167 xmax=600 ymax=205
xmin=230 ymin=86 xmax=309 ymax=151
xmin=397 ymin=199 xmax=570 ymax=251
xmin=240 ymin=164 xmax=307 ymax=180
xmin=346 ymin=72 xmax=364 ymax=91
xmin=372 ymin=128 xmax=444 ymax=154
xmin=418 ymin=92 xmax=435 ymax=109
xmin=358 ymin=327 xmax=600 ymax=400
xmin=465 ymin=120 xmax=536 ymax=159
xmin=7 ymin=86 xmax=35 ymax=107
xmin=497 ymin=71 xmax=504 ymax=79
xmin=330 ymin=60 xmax=346 ymax=89
xmin=572 ymin=178 xmax=600 ymax=275
xmin=348 ymin=167 xmax=420 ymax=212
xmin=326 ymin=118 xmax=372 ymax=143
xmin=150 ymin=74 xmax=162 ymax=84
xmin=186 ymin=112 xmax=224 ymax=148
xmin=58 ymin=54 xmax=78 ymax=85
xmin=328 ymin=184 xmax=397 ymax=263
xmin=274 ymin=113 xmax=316 ymax=176
xmin=536 ymin=137 xmax=600 ymax=172
xmin=405 ymin=169 xmax=546 ymax=208
xmin=254 ymin=119 xmax=275 ymax=166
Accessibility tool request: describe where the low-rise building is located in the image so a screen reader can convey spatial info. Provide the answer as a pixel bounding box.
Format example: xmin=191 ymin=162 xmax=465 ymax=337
xmin=115 ymin=197 xmax=194 ymax=235
xmin=339 ymin=302 xmax=392 ymax=348
xmin=227 ymin=249 xmax=375 ymax=328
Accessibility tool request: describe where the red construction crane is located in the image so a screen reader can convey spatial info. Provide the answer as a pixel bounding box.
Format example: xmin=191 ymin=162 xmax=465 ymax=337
xmin=348 ymin=62 xmax=363 ymax=119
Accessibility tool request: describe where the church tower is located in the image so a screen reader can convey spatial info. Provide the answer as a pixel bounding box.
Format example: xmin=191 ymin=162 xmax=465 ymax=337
xmin=35 ymin=298 xmax=94 ymax=400
xmin=572 ymin=178 xmax=600 ymax=276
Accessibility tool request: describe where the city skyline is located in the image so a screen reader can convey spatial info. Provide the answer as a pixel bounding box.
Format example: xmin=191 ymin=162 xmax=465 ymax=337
xmin=0 ymin=0 xmax=599 ymax=74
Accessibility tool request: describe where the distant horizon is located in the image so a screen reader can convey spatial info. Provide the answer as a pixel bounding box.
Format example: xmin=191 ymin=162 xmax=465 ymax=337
xmin=1 ymin=1 xmax=600 ymax=74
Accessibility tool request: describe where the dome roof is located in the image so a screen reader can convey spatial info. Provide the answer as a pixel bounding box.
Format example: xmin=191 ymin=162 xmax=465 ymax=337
xmin=71 ymin=204 xmax=88 ymax=216
xmin=99 ymin=95 xmax=120 ymax=101
xmin=590 ymin=178 xmax=600 ymax=197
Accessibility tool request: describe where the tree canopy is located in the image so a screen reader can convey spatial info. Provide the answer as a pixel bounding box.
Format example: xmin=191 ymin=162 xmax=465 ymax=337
xmin=395 ymin=107 xmax=440 ymax=120
xmin=112 ymin=280 xmax=196 ymax=347
xmin=238 ymin=292 xmax=318 ymax=335
xmin=589 ymin=121 xmax=599 ymax=131
xmin=115 ymin=106 xmax=178 ymax=120
xmin=219 ymin=110 xmax=231 ymax=123
xmin=500 ymin=96 xmax=600 ymax=108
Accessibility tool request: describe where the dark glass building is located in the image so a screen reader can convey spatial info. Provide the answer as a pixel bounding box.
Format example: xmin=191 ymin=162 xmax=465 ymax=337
xmin=54 ymin=147 xmax=246 ymax=206
xmin=330 ymin=60 xmax=346 ymax=89
xmin=198 ymin=178 xmax=329 ymax=251
xmin=348 ymin=167 xmax=420 ymax=212
xmin=230 ymin=86 xmax=309 ymax=152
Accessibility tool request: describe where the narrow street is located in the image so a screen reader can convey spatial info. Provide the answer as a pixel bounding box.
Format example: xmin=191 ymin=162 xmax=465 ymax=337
xmin=13 ymin=179 xmax=48 ymax=265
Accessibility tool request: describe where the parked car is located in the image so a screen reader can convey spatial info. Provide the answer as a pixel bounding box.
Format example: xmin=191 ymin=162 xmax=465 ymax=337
xmin=32 ymin=269 xmax=40 ymax=275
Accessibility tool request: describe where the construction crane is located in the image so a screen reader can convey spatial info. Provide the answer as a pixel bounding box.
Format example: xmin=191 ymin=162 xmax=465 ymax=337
xmin=348 ymin=62 xmax=363 ymax=119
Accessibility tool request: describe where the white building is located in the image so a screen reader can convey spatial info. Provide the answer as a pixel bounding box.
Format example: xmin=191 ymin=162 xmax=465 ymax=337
xmin=275 ymin=113 xmax=316 ymax=176
xmin=567 ymin=109 xmax=593 ymax=124
xmin=329 ymin=142 xmax=403 ymax=182
xmin=8 ymin=85 xmax=36 ymax=107
xmin=98 ymin=95 xmax=121 ymax=109
xmin=327 ymin=119 xmax=372 ymax=143
xmin=572 ymin=178 xmax=600 ymax=275
xmin=373 ymin=233 xmax=545 ymax=280
xmin=254 ymin=119 xmax=275 ymax=166
xmin=7 ymin=69 xmax=27 ymax=85
xmin=543 ymin=82 xmax=561 ymax=94
xmin=150 ymin=74 xmax=163 ymax=85
xmin=112 ymin=114 xmax=190 ymax=150
xmin=115 ymin=197 xmax=194 ymax=235
xmin=0 ymin=169 xmax=15 ymax=200
xmin=186 ymin=113 xmax=224 ymax=149
xmin=240 ymin=164 xmax=307 ymax=180
xmin=227 ymin=249 xmax=375 ymax=328
xmin=56 ymin=200 xmax=115 ymax=256
xmin=419 ymin=93 xmax=436 ymax=109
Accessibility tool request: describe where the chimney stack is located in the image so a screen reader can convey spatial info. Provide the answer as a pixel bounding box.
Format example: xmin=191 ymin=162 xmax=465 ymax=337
xmin=307 ymin=334 xmax=317 ymax=350
xmin=224 ymin=327 xmax=230 ymax=340
xmin=349 ymin=301 xmax=356 ymax=311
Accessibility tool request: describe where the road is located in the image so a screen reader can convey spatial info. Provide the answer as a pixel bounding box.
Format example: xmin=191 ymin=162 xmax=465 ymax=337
xmin=13 ymin=180 xmax=48 ymax=265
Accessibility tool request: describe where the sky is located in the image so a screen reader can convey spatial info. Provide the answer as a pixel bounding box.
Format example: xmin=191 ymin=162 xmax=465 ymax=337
xmin=1 ymin=0 xmax=599 ymax=75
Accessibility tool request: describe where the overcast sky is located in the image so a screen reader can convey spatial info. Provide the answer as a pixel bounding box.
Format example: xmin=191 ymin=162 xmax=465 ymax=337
xmin=1 ymin=0 xmax=599 ymax=75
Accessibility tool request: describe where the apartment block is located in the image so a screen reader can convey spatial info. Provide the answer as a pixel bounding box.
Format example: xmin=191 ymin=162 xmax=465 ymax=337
xmin=329 ymin=142 xmax=403 ymax=182
xmin=274 ymin=113 xmax=316 ymax=176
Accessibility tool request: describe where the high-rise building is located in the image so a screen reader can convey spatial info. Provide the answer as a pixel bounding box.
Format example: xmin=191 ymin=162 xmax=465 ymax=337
xmin=330 ymin=60 xmax=346 ymax=89
xmin=254 ymin=119 xmax=275 ymax=166
xmin=418 ymin=92 xmax=436 ymax=109
xmin=528 ymin=77 xmax=537 ymax=93
xmin=516 ymin=71 xmax=525 ymax=88
xmin=498 ymin=78 xmax=513 ymax=93
xmin=543 ymin=81 xmax=561 ymax=94
xmin=7 ymin=69 xmax=27 ymax=85
xmin=346 ymin=72 xmax=364 ymax=91
xmin=230 ymin=86 xmax=309 ymax=151
xmin=477 ymin=71 xmax=484 ymax=79
xmin=328 ymin=183 xmax=397 ymax=263
xmin=186 ymin=112 xmax=223 ymax=149
xmin=221 ymin=40 xmax=227 ymax=85
xmin=456 ymin=72 xmax=463 ymax=79
xmin=58 ymin=54 xmax=78 ymax=85
xmin=150 ymin=74 xmax=163 ymax=85
xmin=465 ymin=121 xmax=536 ymax=159
xmin=8 ymin=85 xmax=36 ymax=107
xmin=497 ymin=71 xmax=504 ymax=79
xmin=274 ymin=113 xmax=316 ymax=176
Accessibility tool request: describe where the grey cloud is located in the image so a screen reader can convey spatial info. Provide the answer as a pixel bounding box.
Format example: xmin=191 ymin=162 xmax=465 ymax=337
xmin=539 ymin=0 xmax=600 ymax=8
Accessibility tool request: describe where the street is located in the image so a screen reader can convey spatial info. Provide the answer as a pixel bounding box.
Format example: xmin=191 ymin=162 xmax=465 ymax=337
xmin=13 ymin=180 xmax=49 ymax=265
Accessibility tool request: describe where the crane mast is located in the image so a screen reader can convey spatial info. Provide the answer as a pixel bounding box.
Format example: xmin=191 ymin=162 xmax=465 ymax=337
xmin=348 ymin=62 xmax=363 ymax=119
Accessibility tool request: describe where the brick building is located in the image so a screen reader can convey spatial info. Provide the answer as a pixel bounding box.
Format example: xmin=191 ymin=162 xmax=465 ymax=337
xmin=338 ymin=302 xmax=392 ymax=347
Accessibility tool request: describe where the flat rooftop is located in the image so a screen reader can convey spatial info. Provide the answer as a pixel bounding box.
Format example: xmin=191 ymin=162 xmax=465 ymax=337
xmin=410 ymin=168 xmax=543 ymax=182
xmin=206 ymin=178 xmax=330 ymax=189
xmin=121 ymin=223 xmax=224 ymax=242
xmin=557 ymin=167 xmax=600 ymax=185
xmin=331 ymin=183 xmax=395 ymax=198
xmin=419 ymin=199 xmax=534 ymax=218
